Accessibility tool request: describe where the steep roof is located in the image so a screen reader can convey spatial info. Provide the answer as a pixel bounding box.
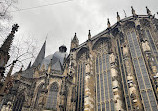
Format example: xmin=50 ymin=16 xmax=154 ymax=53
xmin=21 ymin=67 xmax=34 ymax=78
xmin=12 ymin=67 xmax=34 ymax=78
xmin=14 ymin=41 xmax=46 ymax=78
xmin=32 ymin=41 xmax=46 ymax=67
xmin=40 ymin=51 xmax=68 ymax=72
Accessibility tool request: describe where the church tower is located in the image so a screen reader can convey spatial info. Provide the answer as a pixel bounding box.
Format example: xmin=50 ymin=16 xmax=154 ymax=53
xmin=0 ymin=24 xmax=19 ymax=78
xmin=0 ymin=24 xmax=19 ymax=102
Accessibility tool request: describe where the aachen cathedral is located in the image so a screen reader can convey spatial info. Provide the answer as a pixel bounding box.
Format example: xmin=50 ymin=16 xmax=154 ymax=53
xmin=0 ymin=6 xmax=158 ymax=111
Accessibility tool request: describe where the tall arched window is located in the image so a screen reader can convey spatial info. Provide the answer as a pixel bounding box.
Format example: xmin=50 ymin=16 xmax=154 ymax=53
xmin=143 ymin=29 xmax=158 ymax=71
xmin=76 ymin=48 xmax=87 ymax=111
xmin=126 ymin=30 xmax=157 ymax=110
xmin=46 ymin=82 xmax=59 ymax=109
xmin=77 ymin=61 xmax=86 ymax=111
xmin=12 ymin=93 xmax=25 ymax=111
xmin=93 ymin=38 xmax=114 ymax=111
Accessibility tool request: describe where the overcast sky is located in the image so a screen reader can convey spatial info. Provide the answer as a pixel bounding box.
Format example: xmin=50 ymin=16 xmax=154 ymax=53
xmin=9 ymin=0 xmax=158 ymax=58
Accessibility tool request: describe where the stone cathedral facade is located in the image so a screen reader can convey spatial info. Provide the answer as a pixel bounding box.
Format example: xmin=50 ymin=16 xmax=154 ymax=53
xmin=0 ymin=7 xmax=158 ymax=111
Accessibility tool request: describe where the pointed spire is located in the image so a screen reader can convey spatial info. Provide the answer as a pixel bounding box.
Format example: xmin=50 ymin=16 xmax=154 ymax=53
xmin=45 ymin=33 xmax=48 ymax=41
xmin=117 ymin=12 xmax=120 ymax=22
xmin=27 ymin=61 xmax=31 ymax=69
xmin=71 ymin=33 xmax=78 ymax=42
xmin=107 ymin=18 xmax=111 ymax=28
xmin=71 ymin=33 xmax=79 ymax=49
xmin=32 ymin=41 xmax=46 ymax=67
xmin=123 ymin=10 xmax=127 ymax=17
xmin=146 ymin=6 xmax=152 ymax=16
xmin=0 ymin=24 xmax=19 ymax=53
xmin=0 ymin=24 xmax=19 ymax=66
xmin=88 ymin=30 xmax=91 ymax=39
xmin=131 ymin=6 xmax=137 ymax=16
xmin=74 ymin=33 xmax=77 ymax=40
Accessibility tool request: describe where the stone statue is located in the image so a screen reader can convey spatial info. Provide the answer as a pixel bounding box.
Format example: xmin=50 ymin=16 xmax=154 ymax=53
xmin=123 ymin=45 xmax=128 ymax=56
xmin=142 ymin=40 xmax=150 ymax=52
xmin=109 ymin=53 xmax=116 ymax=64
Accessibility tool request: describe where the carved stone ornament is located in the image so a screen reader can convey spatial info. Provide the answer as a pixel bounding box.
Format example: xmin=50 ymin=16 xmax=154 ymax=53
xmin=135 ymin=19 xmax=140 ymax=27
xmin=123 ymin=21 xmax=135 ymax=31
xmin=11 ymin=24 xmax=19 ymax=33
xmin=140 ymin=19 xmax=150 ymax=28
xmin=85 ymin=63 xmax=90 ymax=74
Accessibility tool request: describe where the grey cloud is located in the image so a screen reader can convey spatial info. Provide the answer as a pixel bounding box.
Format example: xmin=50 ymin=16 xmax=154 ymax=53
xmin=11 ymin=0 xmax=158 ymax=57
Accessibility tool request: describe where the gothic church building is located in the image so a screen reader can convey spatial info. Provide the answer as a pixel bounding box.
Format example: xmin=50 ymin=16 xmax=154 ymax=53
xmin=1 ymin=7 xmax=158 ymax=111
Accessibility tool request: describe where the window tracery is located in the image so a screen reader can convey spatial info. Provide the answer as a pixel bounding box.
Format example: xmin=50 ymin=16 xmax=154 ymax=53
xmin=93 ymin=38 xmax=114 ymax=111
xmin=143 ymin=29 xmax=158 ymax=71
xmin=126 ymin=30 xmax=157 ymax=110
xmin=46 ymin=82 xmax=59 ymax=109
xmin=76 ymin=52 xmax=86 ymax=111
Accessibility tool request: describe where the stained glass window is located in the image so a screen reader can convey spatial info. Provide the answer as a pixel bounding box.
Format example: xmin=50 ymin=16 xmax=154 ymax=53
xmin=143 ymin=29 xmax=158 ymax=71
xmin=94 ymin=39 xmax=114 ymax=111
xmin=126 ymin=30 xmax=157 ymax=110
xmin=76 ymin=53 xmax=86 ymax=111
xmin=117 ymin=39 xmax=131 ymax=110
xmin=46 ymin=82 xmax=58 ymax=109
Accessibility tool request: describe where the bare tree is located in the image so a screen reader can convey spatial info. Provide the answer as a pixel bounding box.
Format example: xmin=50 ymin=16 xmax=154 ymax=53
xmin=6 ymin=37 xmax=39 ymax=74
xmin=0 ymin=0 xmax=18 ymax=42
xmin=0 ymin=2 xmax=39 ymax=105
xmin=0 ymin=35 xmax=39 ymax=103
xmin=0 ymin=0 xmax=38 ymax=73
xmin=0 ymin=0 xmax=18 ymax=19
